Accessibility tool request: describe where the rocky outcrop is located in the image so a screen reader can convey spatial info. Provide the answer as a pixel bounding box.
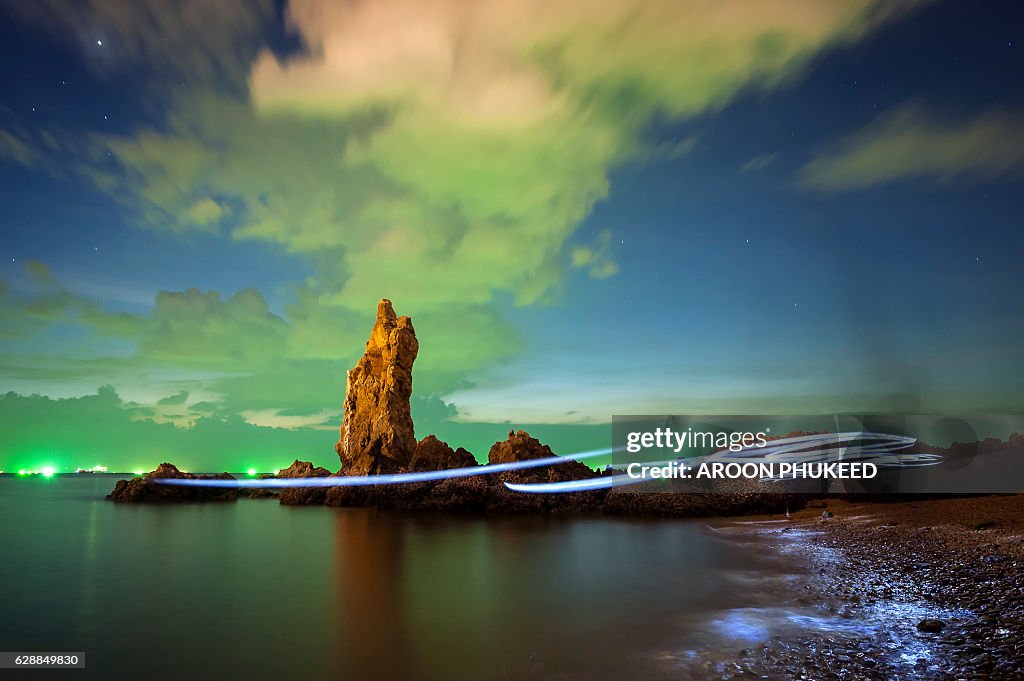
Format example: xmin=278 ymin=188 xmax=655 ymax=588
xmin=290 ymin=425 xmax=799 ymax=516
xmin=408 ymin=435 xmax=477 ymax=472
xmin=276 ymin=459 xmax=333 ymax=478
xmin=238 ymin=460 xmax=333 ymax=499
xmin=488 ymin=429 xmax=554 ymax=465
xmin=148 ymin=462 xmax=190 ymax=478
xmin=489 ymin=429 xmax=598 ymax=484
xmin=336 ymin=299 xmax=419 ymax=476
xmin=107 ymin=463 xmax=237 ymax=503
xmin=298 ymin=429 xmax=602 ymax=513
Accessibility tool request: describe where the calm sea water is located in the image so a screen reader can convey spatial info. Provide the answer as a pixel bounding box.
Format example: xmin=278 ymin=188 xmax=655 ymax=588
xmin=0 ymin=476 xmax=819 ymax=680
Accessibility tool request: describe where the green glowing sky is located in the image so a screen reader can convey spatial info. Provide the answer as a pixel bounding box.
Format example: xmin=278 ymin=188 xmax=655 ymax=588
xmin=1 ymin=0 xmax=1021 ymax=473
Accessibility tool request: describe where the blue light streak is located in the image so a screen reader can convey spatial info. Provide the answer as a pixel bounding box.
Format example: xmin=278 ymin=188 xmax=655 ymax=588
xmin=503 ymin=431 xmax=942 ymax=494
xmin=153 ymin=447 xmax=618 ymax=489
xmin=505 ymin=476 xmax=619 ymax=493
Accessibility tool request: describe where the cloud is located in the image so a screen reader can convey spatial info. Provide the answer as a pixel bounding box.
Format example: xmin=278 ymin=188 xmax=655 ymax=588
xmin=156 ymin=390 xmax=190 ymax=406
xmin=0 ymin=0 xmax=924 ymax=431
xmin=0 ymin=263 xmax=97 ymax=339
xmin=252 ymin=0 xmax=915 ymax=123
xmin=571 ymin=230 xmax=619 ymax=279
xmin=799 ymin=105 xmax=1024 ymax=191
xmin=3 ymin=0 xmax=916 ymax=311
xmin=71 ymin=286 xmax=290 ymax=369
xmin=0 ymin=264 xmax=517 ymax=418
xmin=0 ymin=384 xmax=615 ymax=471
xmin=0 ymin=387 xmax=338 ymax=472
xmin=740 ymin=153 xmax=779 ymax=172
xmin=186 ymin=197 xmax=226 ymax=227
xmin=0 ymin=130 xmax=36 ymax=166
xmin=140 ymin=288 xmax=288 ymax=367
xmin=240 ymin=408 xmax=336 ymax=430
xmin=241 ymin=0 xmax=913 ymax=307
xmin=23 ymin=260 xmax=57 ymax=285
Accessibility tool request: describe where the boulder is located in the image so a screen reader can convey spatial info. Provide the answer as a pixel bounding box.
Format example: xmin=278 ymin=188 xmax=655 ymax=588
xmin=276 ymin=459 xmax=333 ymax=478
xmin=488 ymin=429 xmax=597 ymax=483
xmin=407 ymin=435 xmax=477 ymax=472
xmin=487 ymin=429 xmax=556 ymax=465
xmin=239 ymin=460 xmax=331 ymax=499
xmin=107 ymin=463 xmax=237 ymax=503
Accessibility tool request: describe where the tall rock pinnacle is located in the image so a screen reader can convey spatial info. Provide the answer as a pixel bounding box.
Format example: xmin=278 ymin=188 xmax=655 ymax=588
xmin=336 ymin=299 xmax=419 ymax=475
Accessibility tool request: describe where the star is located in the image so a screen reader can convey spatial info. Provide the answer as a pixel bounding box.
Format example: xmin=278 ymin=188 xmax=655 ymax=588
xmin=97 ymin=40 xmax=103 ymax=46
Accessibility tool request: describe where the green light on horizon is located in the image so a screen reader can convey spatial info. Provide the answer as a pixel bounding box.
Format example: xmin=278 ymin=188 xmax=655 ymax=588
xmin=133 ymin=470 xmax=144 ymax=476
xmin=247 ymin=468 xmax=257 ymax=477
xmin=18 ymin=469 xmax=26 ymax=476
xmin=41 ymin=466 xmax=56 ymax=478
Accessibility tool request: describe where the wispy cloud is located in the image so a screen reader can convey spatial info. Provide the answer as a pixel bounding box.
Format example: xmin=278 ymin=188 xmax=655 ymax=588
xmin=799 ymin=104 xmax=1024 ymax=191
xmin=240 ymin=408 xmax=337 ymax=430
xmin=740 ymin=153 xmax=778 ymax=172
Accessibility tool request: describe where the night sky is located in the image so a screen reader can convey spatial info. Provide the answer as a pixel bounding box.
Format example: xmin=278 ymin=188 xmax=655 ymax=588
xmin=1 ymin=0 xmax=1021 ymax=474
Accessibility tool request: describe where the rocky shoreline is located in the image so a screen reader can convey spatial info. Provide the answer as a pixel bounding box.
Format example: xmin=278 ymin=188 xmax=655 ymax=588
xmin=108 ymin=448 xmax=799 ymax=518
xmin=707 ymin=494 xmax=1024 ymax=680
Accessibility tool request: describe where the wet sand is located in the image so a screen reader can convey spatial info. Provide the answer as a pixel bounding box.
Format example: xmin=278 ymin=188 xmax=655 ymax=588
xmin=701 ymin=495 xmax=1024 ymax=680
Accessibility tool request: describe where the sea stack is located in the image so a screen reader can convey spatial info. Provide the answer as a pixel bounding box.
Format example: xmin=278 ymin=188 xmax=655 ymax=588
xmin=336 ymin=299 xmax=419 ymax=475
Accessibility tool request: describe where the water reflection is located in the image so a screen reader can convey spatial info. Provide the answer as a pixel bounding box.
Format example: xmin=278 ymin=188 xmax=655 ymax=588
xmin=331 ymin=509 xmax=412 ymax=679
xmin=2 ymin=480 xmax=918 ymax=681
xmin=326 ymin=511 xmax=768 ymax=680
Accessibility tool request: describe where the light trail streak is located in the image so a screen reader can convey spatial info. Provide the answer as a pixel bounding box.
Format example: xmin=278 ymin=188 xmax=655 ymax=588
xmin=153 ymin=447 xmax=618 ymax=488
xmin=505 ymin=431 xmax=942 ymax=493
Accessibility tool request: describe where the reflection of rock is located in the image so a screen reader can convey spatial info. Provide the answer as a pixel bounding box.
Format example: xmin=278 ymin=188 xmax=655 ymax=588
xmin=107 ymin=463 xmax=237 ymax=503
xmin=336 ymin=299 xmax=419 ymax=476
xmin=408 ymin=435 xmax=477 ymax=472
xmin=331 ymin=510 xmax=412 ymax=680
xmin=276 ymin=459 xmax=333 ymax=478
